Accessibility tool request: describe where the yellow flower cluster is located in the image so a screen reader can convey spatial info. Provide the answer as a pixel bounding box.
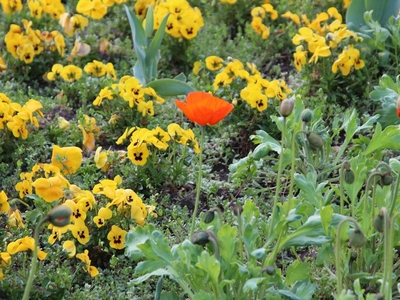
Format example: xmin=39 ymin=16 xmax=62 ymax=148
xmin=202 ymin=56 xmax=292 ymax=112
xmin=5 ymin=19 xmax=66 ymax=64
xmin=289 ymin=7 xmax=365 ymax=76
xmin=1 ymin=0 xmax=65 ymax=18
xmin=94 ymin=75 xmax=164 ymax=117
xmin=117 ymin=123 xmax=200 ymax=166
xmin=76 ymin=0 xmax=127 ymax=20
xmin=250 ymin=3 xmax=278 ymax=39
xmin=153 ymin=0 xmax=204 ymax=40
xmin=0 ymin=93 xmax=43 ymax=139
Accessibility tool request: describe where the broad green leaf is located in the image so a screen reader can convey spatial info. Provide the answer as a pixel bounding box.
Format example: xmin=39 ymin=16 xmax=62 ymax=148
xmin=195 ymin=251 xmax=220 ymax=284
xmin=294 ymin=170 xmax=326 ymax=208
xmin=369 ymin=87 xmax=398 ymax=102
xmin=192 ymin=291 xmax=214 ymax=300
xmin=285 ymin=260 xmax=311 ymax=286
xmin=365 ymin=0 xmax=400 ymax=27
xmin=146 ymin=79 xmax=195 ymax=96
xmin=135 ymin=260 xmax=170 ymax=275
xmin=243 ymin=277 xmax=268 ymax=293
xmin=125 ymin=225 xmax=153 ymax=260
xmin=320 ymin=205 xmax=333 ymax=235
xmin=159 ymin=291 xmax=180 ymax=300
xmin=243 ymin=223 xmax=259 ymax=253
xmin=364 ymin=123 xmax=400 ymax=155
xmin=174 ymin=73 xmax=187 ymax=82
xmin=389 ymin=158 xmax=400 ymax=174
xmin=146 ymin=13 xmax=169 ymax=66
xmin=130 ymin=268 xmax=172 ymax=284
xmin=133 ymin=61 xmax=146 ymax=85
xmin=344 ymin=155 xmax=370 ymax=207
xmin=280 ymin=213 xmax=346 ymax=248
xmin=290 ymin=280 xmax=316 ymax=300
xmin=217 ymin=224 xmax=237 ymax=262
xmin=276 ymin=289 xmax=302 ymax=300
xmin=251 ymin=130 xmax=281 ymax=156
xmin=346 ymin=0 xmax=367 ymax=31
xmin=148 ymin=230 xmax=175 ymax=262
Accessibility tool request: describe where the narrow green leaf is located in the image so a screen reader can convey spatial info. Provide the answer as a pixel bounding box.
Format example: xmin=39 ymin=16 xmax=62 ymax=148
xmin=146 ymin=13 xmax=169 ymax=66
xmin=145 ymin=4 xmax=154 ymax=38
xmin=145 ymin=78 xmax=196 ymax=96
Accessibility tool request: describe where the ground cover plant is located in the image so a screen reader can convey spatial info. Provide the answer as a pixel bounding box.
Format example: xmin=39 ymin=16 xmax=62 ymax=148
xmin=1 ymin=0 xmax=400 ymax=299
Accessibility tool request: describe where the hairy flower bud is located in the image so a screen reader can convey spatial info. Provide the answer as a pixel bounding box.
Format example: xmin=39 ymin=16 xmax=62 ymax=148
xmin=279 ymin=98 xmax=294 ymax=118
xmin=373 ymin=207 xmax=389 ymax=233
xmin=203 ymin=210 xmax=215 ymax=224
xmin=380 ymin=173 xmax=393 ymax=186
xmin=262 ymin=266 xmax=276 ymax=275
xmin=192 ymin=231 xmax=210 ymax=246
xmin=348 ymin=229 xmax=367 ymax=248
xmin=232 ymin=205 xmax=243 ymax=216
xmin=306 ymin=131 xmax=324 ymax=149
xmin=47 ymin=205 xmax=72 ymax=227
xmin=344 ymin=169 xmax=355 ymax=184
xmin=301 ymin=109 xmax=313 ymax=123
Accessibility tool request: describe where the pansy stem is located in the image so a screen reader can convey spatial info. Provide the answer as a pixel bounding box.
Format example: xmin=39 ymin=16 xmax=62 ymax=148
xmin=189 ymin=126 xmax=205 ymax=239
xmin=22 ymin=216 xmax=49 ymax=300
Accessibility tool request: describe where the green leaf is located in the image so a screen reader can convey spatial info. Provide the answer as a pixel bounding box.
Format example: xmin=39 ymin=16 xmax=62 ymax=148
xmin=294 ymin=170 xmax=326 ymax=208
xmin=124 ymin=5 xmax=146 ymax=72
xmin=250 ymin=248 xmax=267 ymax=259
xmin=364 ymin=123 xmax=400 ymax=155
xmin=192 ymin=291 xmax=215 ymax=300
xmin=280 ymin=213 xmax=346 ymax=248
xmin=217 ymin=224 xmax=237 ymax=262
xmin=146 ymin=13 xmax=169 ymax=67
xmin=290 ymin=280 xmax=316 ymax=300
xmin=243 ymin=223 xmax=259 ymax=253
xmin=243 ymin=277 xmax=268 ymax=293
xmin=124 ymin=225 xmax=153 ymax=260
xmin=146 ymin=79 xmax=196 ymax=96
xmin=130 ymin=268 xmax=172 ymax=285
xmin=320 ymin=205 xmax=333 ymax=235
xmin=251 ymin=130 xmax=281 ymax=156
xmin=195 ymin=251 xmax=220 ymax=284
xmin=135 ymin=260 xmax=170 ymax=275
xmin=346 ymin=0 xmax=367 ymax=31
xmin=144 ymin=4 xmax=154 ymax=38
xmin=174 ymin=73 xmax=187 ymax=82
xmin=285 ymin=260 xmax=311 ymax=286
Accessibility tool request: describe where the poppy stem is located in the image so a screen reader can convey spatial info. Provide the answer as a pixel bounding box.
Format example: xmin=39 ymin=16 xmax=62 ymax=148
xmin=22 ymin=215 xmax=49 ymax=300
xmin=189 ymin=126 xmax=205 ymax=239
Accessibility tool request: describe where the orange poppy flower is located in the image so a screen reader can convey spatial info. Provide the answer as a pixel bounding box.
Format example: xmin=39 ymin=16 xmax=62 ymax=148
xmin=175 ymin=91 xmax=234 ymax=126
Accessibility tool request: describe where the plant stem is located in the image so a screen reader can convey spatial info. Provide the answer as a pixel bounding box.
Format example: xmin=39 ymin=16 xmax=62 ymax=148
xmin=189 ymin=126 xmax=204 ymax=239
xmin=286 ymin=129 xmax=298 ymax=215
xmin=267 ymin=117 xmax=286 ymax=240
xmin=381 ymin=208 xmax=391 ymax=299
xmin=22 ymin=216 xmax=49 ymax=300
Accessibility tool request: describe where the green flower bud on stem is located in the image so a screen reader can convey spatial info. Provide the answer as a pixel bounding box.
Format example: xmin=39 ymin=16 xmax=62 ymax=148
xmin=262 ymin=266 xmax=276 ymax=276
xmin=301 ymin=108 xmax=313 ymax=123
xmin=344 ymin=169 xmax=355 ymax=184
xmin=279 ymin=98 xmax=294 ymax=118
xmin=373 ymin=207 xmax=389 ymax=233
xmin=348 ymin=229 xmax=367 ymax=248
xmin=203 ymin=210 xmax=215 ymax=223
xmin=380 ymin=173 xmax=393 ymax=186
xmin=231 ymin=205 xmax=243 ymax=216
xmin=47 ymin=205 xmax=72 ymax=227
xmin=192 ymin=231 xmax=210 ymax=246
xmin=306 ymin=131 xmax=324 ymax=149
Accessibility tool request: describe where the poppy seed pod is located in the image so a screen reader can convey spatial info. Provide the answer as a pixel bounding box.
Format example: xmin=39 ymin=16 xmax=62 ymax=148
xmin=262 ymin=266 xmax=276 ymax=276
xmin=47 ymin=205 xmax=72 ymax=227
xmin=192 ymin=231 xmax=210 ymax=246
xmin=301 ymin=109 xmax=313 ymax=123
xmin=306 ymin=131 xmax=324 ymax=149
xmin=279 ymin=98 xmax=294 ymax=117
xmin=348 ymin=229 xmax=367 ymax=248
